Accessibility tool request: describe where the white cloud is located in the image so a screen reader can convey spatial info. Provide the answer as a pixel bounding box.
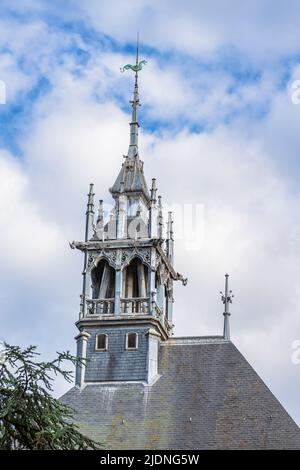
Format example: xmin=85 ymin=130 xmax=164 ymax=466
xmin=0 ymin=151 xmax=63 ymax=276
xmin=75 ymin=0 xmax=300 ymax=60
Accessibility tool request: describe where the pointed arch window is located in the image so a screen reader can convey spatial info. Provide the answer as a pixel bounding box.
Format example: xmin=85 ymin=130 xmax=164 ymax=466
xmin=91 ymin=259 xmax=115 ymax=299
xmin=123 ymin=257 xmax=148 ymax=298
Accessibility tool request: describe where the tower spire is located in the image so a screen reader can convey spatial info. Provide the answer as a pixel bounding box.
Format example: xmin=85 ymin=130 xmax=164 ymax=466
xmin=120 ymin=33 xmax=147 ymax=160
xmin=129 ymin=32 xmax=140 ymax=159
xmin=111 ymin=36 xmax=149 ymax=201
xmin=220 ymin=273 xmax=234 ymax=341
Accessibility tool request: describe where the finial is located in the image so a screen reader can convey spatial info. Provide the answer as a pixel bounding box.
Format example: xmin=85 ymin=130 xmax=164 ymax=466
xmin=85 ymin=183 xmax=95 ymax=242
xmin=88 ymin=183 xmax=94 ymax=196
xmin=150 ymin=178 xmax=157 ymax=203
xmin=167 ymin=212 xmax=174 ymax=240
xmin=158 ymin=196 xmax=163 ymax=238
xmin=220 ymin=273 xmax=234 ymax=341
xmin=86 ymin=183 xmax=94 ymax=214
xmin=97 ymin=199 xmax=103 ymax=225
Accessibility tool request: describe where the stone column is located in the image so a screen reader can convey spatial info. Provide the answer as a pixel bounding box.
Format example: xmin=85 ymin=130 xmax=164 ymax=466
xmin=82 ymin=257 xmax=92 ymax=317
xmin=117 ymin=193 xmax=127 ymax=239
xmin=149 ymin=269 xmax=156 ymax=315
xmin=166 ymin=280 xmax=174 ymax=323
xmin=75 ymin=331 xmax=90 ymax=387
xmin=146 ymin=328 xmax=160 ymax=384
xmin=114 ymin=269 xmax=122 ymax=314
xmin=167 ymin=299 xmax=174 ymax=324
xmin=156 ymin=281 xmax=164 ymax=314
xmin=149 ymin=205 xmax=158 ymax=238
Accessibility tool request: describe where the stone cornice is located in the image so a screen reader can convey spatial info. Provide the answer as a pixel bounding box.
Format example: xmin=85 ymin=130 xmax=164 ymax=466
xmin=76 ymin=315 xmax=170 ymax=341
xmin=70 ymin=238 xmax=187 ymax=284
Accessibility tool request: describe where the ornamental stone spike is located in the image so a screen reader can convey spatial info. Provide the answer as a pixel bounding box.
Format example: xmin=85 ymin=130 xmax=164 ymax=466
xmin=167 ymin=211 xmax=174 ymax=241
xmin=158 ymin=195 xmax=164 ymax=239
xmin=86 ymin=183 xmax=94 ymax=212
xmin=220 ymin=273 xmax=234 ymax=341
xmin=150 ymin=178 xmax=157 ymax=204
xmin=97 ymin=199 xmax=104 ymax=226
xmin=166 ymin=211 xmax=174 ymax=265
xmin=85 ymin=183 xmax=94 ymax=242
xmin=81 ymin=183 xmax=95 ymax=318
xmin=149 ymin=178 xmax=158 ymax=238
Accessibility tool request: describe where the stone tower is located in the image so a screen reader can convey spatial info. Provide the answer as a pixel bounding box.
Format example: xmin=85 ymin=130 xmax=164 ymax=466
xmin=70 ymin=49 xmax=187 ymax=387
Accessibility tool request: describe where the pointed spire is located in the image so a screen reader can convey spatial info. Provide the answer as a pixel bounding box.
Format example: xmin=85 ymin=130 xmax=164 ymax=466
xmin=97 ymin=199 xmax=103 ymax=224
xmin=158 ymin=195 xmax=163 ymax=238
xmin=150 ymin=178 xmax=157 ymax=204
xmin=85 ymin=183 xmax=94 ymax=241
xmin=86 ymin=183 xmax=94 ymax=214
xmin=111 ymin=37 xmax=149 ymax=201
xmin=149 ymin=178 xmax=158 ymax=238
xmin=220 ymin=273 xmax=234 ymax=341
xmin=166 ymin=211 xmax=174 ymax=265
xmin=167 ymin=211 xmax=174 ymax=240
xmin=97 ymin=199 xmax=104 ymax=227
xmin=128 ymin=32 xmax=140 ymax=159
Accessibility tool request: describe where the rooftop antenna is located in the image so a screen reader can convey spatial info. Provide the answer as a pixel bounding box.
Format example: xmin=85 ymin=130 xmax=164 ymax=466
xmin=220 ymin=273 xmax=234 ymax=341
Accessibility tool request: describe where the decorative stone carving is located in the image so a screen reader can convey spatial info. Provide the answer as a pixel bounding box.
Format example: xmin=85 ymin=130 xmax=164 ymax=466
xmin=88 ymin=255 xmax=96 ymax=268
xmin=87 ymin=249 xmax=119 ymax=271
xmin=157 ymin=262 xmax=170 ymax=286
xmin=120 ymin=247 xmax=152 ymax=269
xmin=175 ymin=272 xmax=188 ymax=286
xmin=166 ymin=280 xmax=174 ymax=301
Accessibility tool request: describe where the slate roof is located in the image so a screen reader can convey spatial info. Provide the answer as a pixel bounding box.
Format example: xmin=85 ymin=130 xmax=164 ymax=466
xmin=110 ymin=157 xmax=150 ymax=203
xmin=60 ymin=337 xmax=300 ymax=449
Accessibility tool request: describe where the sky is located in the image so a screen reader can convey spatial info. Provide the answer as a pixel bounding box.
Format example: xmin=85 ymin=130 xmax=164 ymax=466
xmin=1 ymin=0 xmax=300 ymax=425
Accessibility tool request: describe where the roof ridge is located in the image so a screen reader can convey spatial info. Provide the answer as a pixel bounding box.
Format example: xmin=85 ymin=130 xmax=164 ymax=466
xmin=162 ymin=336 xmax=227 ymax=346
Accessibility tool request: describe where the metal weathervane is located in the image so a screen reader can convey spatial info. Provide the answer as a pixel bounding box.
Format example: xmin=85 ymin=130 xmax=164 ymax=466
xmin=120 ymin=60 xmax=147 ymax=73
xmin=120 ymin=33 xmax=147 ymax=74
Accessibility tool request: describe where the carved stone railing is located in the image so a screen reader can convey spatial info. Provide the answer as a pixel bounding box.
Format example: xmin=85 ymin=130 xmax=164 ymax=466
xmin=121 ymin=297 xmax=149 ymax=314
xmin=86 ymin=298 xmax=115 ymax=315
xmin=82 ymin=297 xmax=173 ymax=334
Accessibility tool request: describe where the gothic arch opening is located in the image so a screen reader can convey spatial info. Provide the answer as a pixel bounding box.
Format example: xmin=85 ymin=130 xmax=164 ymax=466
xmin=91 ymin=259 xmax=115 ymax=299
xmin=122 ymin=257 xmax=148 ymax=299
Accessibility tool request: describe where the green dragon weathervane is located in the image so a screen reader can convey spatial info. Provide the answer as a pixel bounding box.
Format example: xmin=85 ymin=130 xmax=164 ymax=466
xmin=120 ymin=33 xmax=147 ymax=74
